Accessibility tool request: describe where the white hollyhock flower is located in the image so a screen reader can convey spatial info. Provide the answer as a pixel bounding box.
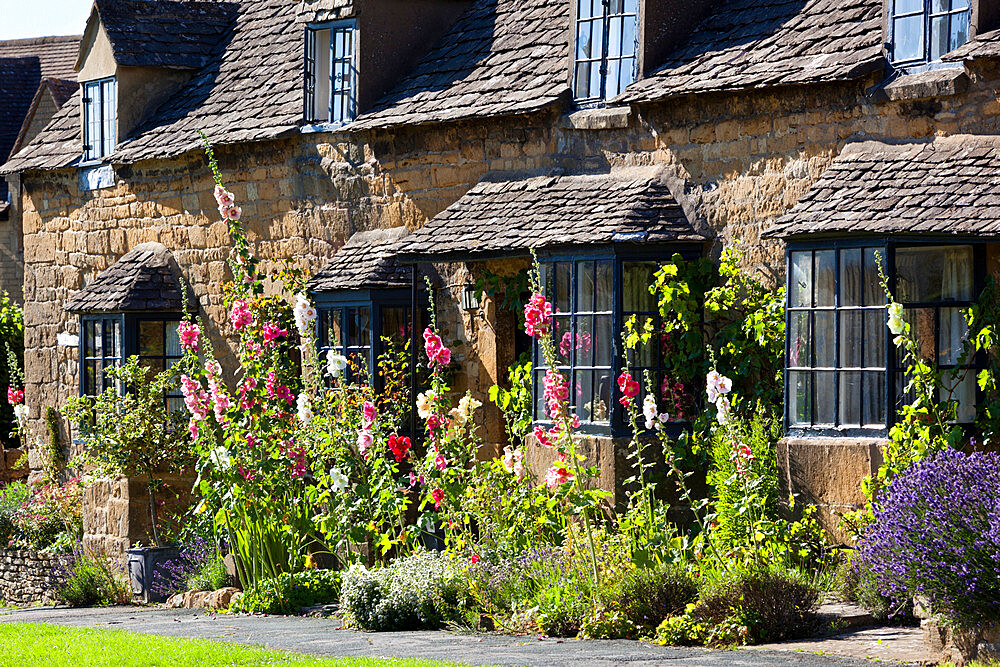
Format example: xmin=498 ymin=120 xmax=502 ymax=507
xmin=416 ymin=390 xmax=435 ymax=419
xmin=716 ymin=395 xmax=731 ymax=425
xmin=293 ymin=294 xmax=317 ymax=334
xmin=887 ymin=302 xmax=905 ymax=336
xmin=209 ymin=446 xmax=233 ymax=470
xmin=643 ymin=393 xmax=658 ymax=430
xmin=706 ymin=370 xmax=733 ymax=404
xmin=329 ymin=468 xmax=349 ymax=491
xmin=296 ymin=394 xmax=313 ymax=425
xmin=326 ymin=350 xmax=348 ymax=378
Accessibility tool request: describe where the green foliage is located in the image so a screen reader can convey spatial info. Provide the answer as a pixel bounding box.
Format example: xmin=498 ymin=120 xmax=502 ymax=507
xmin=42 ymin=407 xmax=65 ymax=484
xmin=231 ymin=569 xmax=341 ymax=615
xmin=472 ymin=268 xmax=530 ymax=325
xmin=340 ymin=551 xmax=470 ymax=631
xmin=0 ymin=482 xmax=30 ymax=547
xmin=57 ymin=549 xmax=132 ymax=607
xmin=653 ymin=608 xmax=711 ymax=646
xmin=186 ymin=555 xmax=231 ymax=593
xmin=0 ymin=292 xmax=23 ymax=449
xmin=488 ymin=360 xmax=533 ymax=445
xmin=12 ymin=479 xmax=83 ymax=552
xmin=581 ymin=563 xmax=698 ymax=638
xmin=63 ymin=356 xmax=192 ymax=547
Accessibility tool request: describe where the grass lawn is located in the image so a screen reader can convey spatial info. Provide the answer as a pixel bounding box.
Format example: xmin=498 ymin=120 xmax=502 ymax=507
xmin=0 ymin=623 xmax=468 ymax=667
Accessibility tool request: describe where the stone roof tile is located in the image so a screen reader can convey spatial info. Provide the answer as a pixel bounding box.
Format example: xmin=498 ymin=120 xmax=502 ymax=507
xmin=943 ymin=27 xmax=1000 ymax=61
xmin=765 ymin=135 xmax=1000 ymax=239
xmin=618 ymin=0 xmax=884 ymax=104
xmin=308 ymin=227 xmax=413 ymax=292
xmin=397 ymin=168 xmax=705 ymax=260
xmin=65 ymin=242 xmax=191 ymax=313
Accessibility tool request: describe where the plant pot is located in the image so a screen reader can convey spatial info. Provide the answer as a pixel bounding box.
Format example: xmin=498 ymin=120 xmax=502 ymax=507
xmin=126 ymin=546 xmax=180 ymax=604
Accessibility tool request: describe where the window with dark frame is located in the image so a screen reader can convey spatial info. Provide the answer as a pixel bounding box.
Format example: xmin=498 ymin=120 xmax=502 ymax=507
xmin=786 ymin=242 xmax=982 ymax=432
xmin=82 ymin=77 xmax=117 ymax=161
xmin=890 ymin=0 xmax=971 ymax=67
xmin=305 ymin=21 xmax=357 ymax=125
xmin=81 ymin=316 xmax=122 ymax=398
xmin=574 ymin=0 xmax=638 ymax=103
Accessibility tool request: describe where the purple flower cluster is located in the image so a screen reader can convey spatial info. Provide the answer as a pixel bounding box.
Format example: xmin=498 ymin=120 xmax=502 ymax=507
xmin=855 ymin=449 xmax=1000 ymax=626
xmin=150 ymin=536 xmax=216 ymax=599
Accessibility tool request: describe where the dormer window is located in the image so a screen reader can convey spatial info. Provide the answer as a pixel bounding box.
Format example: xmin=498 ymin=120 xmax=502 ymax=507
xmin=574 ymin=0 xmax=638 ymax=103
xmin=305 ymin=21 xmax=357 ymax=125
xmin=82 ymin=77 xmax=116 ymax=162
xmin=890 ymin=0 xmax=971 ymax=67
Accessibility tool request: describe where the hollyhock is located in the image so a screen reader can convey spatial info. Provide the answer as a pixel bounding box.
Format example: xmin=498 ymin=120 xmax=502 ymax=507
xmin=617 ymin=371 xmax=640 ymax=407
xmin=356 ymin=429 xmax=373 ymax=456
xmin=431 ymin=488 xmax=446 ymax=509
xmin=716 ymin=395 xmax=731 ymax=425
xmin=212 ymin=391 xmax=231 ymax=423
xmin=887 ymin=301 xmax=905 ymax=336
xmin=457 ymin=395 xmax=482 ymax=420
xmin=329 ymin=468 xmax=349 ymax=491
xmin=13 ymin=404 xmax=27 ymax=423
xmin=362 ymin=400 xmax=377 ymax=425
xmin=296 ymin=394 xmax=313 ymax=425
xmin=177 ymin=320 xmax=200 ymax=352
xmin=230 ymin=300 xmax=254 ymax=330
xmin=209 ymin=446 xmax=233 ymax=470
xmin=288 ymin=446 xmax=308 ymax=477
xmin=503 ymin=446 xmax=526 ymax=480
xmin=265 ymin=370 xmax=294 ymax=405
xmin=426 ymin=413 xmax=444 ymax=432
xmin=730 ymin=442 xmax=755 ymax=474
xmin=471 ymin=554 xmax=480 ymax=564
xmin=388 ymin=434 xmax=411 ymax=463
xmin=423 ymin=328 xmax=451 ymax=369
xmin=181 ymin=375 xmax=209 ymax=421
xmin=543 ymin=463 xmax=574 ymax=489
xmin=706 ymin=370 xmax=733 ymax=404
xmin=435 ymin=453 xmax=448 ymax=471
xmin=6 ymin=388 xmax=23 ymax=406
xmin=533 ymin=425 xmax=553 ymax=448
xmin=543 ymin=369 xmax=570 ymax=418
xmin=643 ymin=393 xmax=659 ymax=430
xmin=262 ymin=323 xmax=288 ymax=345
xmin=238 ymin=376 xmax=258 ymax=409
xmin=214 ymin=185 xmax=234 ymax=207
xmin=293 ymin=294 xmax=317 ymax=335
xmin=326 ymin=350 xmax=349 ymax=379
xmin=408 ymin=471 xmax=419 ymax=488
xmin=219 ymin=204 xmax=242 ymax=222
xmin=523 ymin=293 xmax=553 ymax=338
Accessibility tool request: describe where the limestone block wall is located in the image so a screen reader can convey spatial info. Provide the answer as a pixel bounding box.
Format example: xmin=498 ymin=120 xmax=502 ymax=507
xmin=0 ymin=548 xmax=66 ymax=605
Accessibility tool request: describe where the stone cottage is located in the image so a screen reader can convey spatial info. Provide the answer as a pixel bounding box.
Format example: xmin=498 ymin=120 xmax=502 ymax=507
xmin=4 ymin=0 xmax=1000 ymax=550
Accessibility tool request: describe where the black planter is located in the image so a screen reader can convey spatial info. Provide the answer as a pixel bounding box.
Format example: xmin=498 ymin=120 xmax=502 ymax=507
xmin=126 ymin=546 xmax=180 ymax=603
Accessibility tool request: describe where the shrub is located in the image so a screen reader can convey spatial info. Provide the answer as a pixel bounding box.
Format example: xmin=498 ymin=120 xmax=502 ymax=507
xmin=56 ymin=548 xmax=132 ymax=607
xmin=855 ymin=449 xmax=1000 ymax=627
xmin=581 ymin=564 xmax=699 ymax=638
xmin=692 ymin=564 xmax=819 ymax=644
xmin=151 ymin=537 xmax=227 ymax=600
xmin=340 ymin=551 xmax=469 ymax=631
xmin=0 ymin=482 xmax=30 ymax=547
xmin=13 ymin=479 xmax=83 ymax=552
xmin=231 ymin=569 xmax=340 ymax=615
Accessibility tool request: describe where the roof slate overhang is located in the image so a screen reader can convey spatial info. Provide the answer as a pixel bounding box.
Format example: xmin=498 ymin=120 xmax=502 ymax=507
xmin=764 ymin=135 xmax=1000 ymax=241
xmin=394 ymin=167 xmax=707 ymax=263
xmin=942 ymin=27 xmax=1000 ymax=62
xmin=64 ymin=242 xmax=192 ymax=314
xmin=308 ymin=227 xmax=414 ymax=293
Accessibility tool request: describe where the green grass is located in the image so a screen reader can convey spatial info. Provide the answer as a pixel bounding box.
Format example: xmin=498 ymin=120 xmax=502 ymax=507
xmin=0 ymin=623 xmax=468 ymax=667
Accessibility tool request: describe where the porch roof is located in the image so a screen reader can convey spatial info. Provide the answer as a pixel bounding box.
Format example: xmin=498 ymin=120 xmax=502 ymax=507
xmin=765 ymin=135 xmax=1000 ymax=240
xmin=308 ymin=227 xmax=413 ymax=293
xmin=65 ymin=242 xmax=191 ymax=313
xmin=395 ymin=167 xmax=706 ymax=262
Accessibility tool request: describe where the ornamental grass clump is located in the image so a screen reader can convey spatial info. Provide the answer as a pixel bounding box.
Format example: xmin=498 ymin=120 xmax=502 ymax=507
xmin=855 ymin=449 xmax=1000 ymax=627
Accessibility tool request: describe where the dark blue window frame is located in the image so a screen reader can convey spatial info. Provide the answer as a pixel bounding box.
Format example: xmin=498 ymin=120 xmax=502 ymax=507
xmin=304 ymin=20 xmax=357 ymax=125
xmin=532 ymin=244 xmax=702 ymax=437
xmin=889 ymin=0 xmax=971 ymax=70
xmin=784 ymin=238 xmax=985 ymax=437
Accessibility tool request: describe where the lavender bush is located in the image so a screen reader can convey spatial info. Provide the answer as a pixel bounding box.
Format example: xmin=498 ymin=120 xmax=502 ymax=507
xmin=150 ymin=537 xmax=222 ymax=599
xmin=855 ymin=449 xmax=1000 ymax=627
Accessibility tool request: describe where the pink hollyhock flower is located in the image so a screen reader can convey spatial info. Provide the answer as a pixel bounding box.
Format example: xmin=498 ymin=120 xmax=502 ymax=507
xmin=230 ymin=300 xmax=254 ymax=330
xmin=617 ymin=371 xmax=640 ymax=407
xmin=181 ymin=375 xmax=209 ymax=421
xmin=543 ymin=464 xmax=574 ymax=489
xmin=188 ymin=418 xmax=199 ymax=440
xmin=214 ymin=185 xmax=234 ymax=207
xmin=523 ymin=293 xmax=553 ymax=338
xmin=570 ymin=413 xmax=581 ymax=429
xmin=431 ymin=488 xmax=445 ymax=510
xmin=221 ymin=205 xmax=242 ymax=221
xmin=543 ymin=368 xmax=569 ymax=418
xmin=262 ymin=323 xmax=287 ymax=345
xmin=706 ymin=370 xmax=733 ymax=404
xmin=423 ymin=328 xmax=452 ymax=369
xmin=435 ymin=453 xmax=448 ymax=471
xmin=426 ymin=413 xmax=443 ymax=432
xmin=6 ymin=388 xmax=23 ymax=406
xmin=408 ymin=471 xmax=418 ymax=488
xmin=357 ymin=429 xmax=373 ymax=456
xmin=212 ymin=391 xmax=231 ymax=423
xmin=265 ymin=370 xmax=294 ymax=405
xmin=388 ymin=434 xmax=411 ymax=463
xmin=362 ymin=401 xmax=376 ymax=425
xmin=533 ymin=425 xmax=552 ymax=448
xmin=177 ymin=321 xmax=200 ymax=352
xmin=471 ymin=554 xmax=480 ymax=564
xmin=238 ymin=376 xmax=258 ymax=409
xmin=436 ymin=346 xmax=451 ymax=367
xmin=731 ymin=441 xmax=755 ymax=474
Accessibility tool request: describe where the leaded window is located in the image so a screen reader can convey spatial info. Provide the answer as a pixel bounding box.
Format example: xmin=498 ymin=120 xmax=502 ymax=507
xmin=890 ymin=0 xmax=971 ymax=66
xmin=305 ymin=21 xmax=357 ymax=125
xmin=81 ymin=316 xmax=122 ymax=397
xmin=786 ymin=242 xmax=982 ymax=432
xmin=82 ymin=77 xmax=116 ymax=161
xmin=574 ymin=0 xmax=638 ymax=103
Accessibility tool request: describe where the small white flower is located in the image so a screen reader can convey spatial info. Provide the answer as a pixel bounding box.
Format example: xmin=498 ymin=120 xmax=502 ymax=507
xmin=329 ymin=468 xmax=349 ymax=491
xmin=706 ymin=370 xmax=733 ymax=404
xmin=296 ymin=393 xmax=313 ymax=425
xmin=887 ymin=302 xmax=905 ymax=336
xmin=716 ymin=395 xmax=731 ymax=425
xmin=457 ymin=394 xmax=482 ymax=420
xmin=293 ymin=294 xmax=317 ymax=334
xmin=416 ymin=390 xmax=435 ymax=420
xmin=502 ymin=446 xmax=516 ymax=473
xmin=12 ymin=405 xmax=27 ymax=422
xmin=642 ymin=394 xmax=658 ymax=430
xmin=209 ymin=446 xmax=233 ymax=470
xmin=326 ymin=350 xmax=349 ymax=378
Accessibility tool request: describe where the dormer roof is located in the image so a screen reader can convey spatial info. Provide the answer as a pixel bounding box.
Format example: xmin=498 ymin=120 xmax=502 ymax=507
xmin=65 ymin=242 xmax=192 ymax=313
xmin=308 ymin=227 xmax=413 ymax=293
xmin=77 ymin=0 xmax=238 ymax=71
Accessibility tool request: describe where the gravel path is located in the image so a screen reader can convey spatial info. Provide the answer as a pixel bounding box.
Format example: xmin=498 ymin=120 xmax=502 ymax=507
xmin=0 ymin=605 xmax=908 ymax=666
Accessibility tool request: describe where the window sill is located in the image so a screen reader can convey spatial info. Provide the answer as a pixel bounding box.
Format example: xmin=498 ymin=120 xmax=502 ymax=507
xmin=559 ymin=106 xmax=631 ymax=131
xmin=301 ymin=120 xmax=353 ymax=134
xmin=78 ymin=163 xmax=115 ymax=192
xmin=874 ymin=67 xmax=969 ymax=102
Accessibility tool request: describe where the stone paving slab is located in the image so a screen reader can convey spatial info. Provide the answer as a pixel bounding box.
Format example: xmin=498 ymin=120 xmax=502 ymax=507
xmin=755 ymin=626 xmax=929 ymax=665
xmin=0 ymin=605 xmax=891 ymax=667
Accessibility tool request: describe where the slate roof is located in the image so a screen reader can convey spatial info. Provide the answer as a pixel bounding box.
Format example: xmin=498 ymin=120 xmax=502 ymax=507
xmin=65 ymin=242 xmax=191 ymax=313
xmin=765 ymin=135 xmax=1000 ymax=239
xmin=308 ymin=227 xmax=413 ymax=292
xmin=619 ymin=0 xmax=884 ymax=104
xmin=350 ymin=0 xmax=570 ymax=130
xmin=943 ymin=28 xmax=1000 ymax=62
xmin=86 ymin=0 xmax=238 ymax=70
xmin=10 ymin=77 xmax=79 ymax=157
xmin=0 ymin=35 xmax=80 ymax=163
xmin=396 ymin=168 xmax=705 ymax=261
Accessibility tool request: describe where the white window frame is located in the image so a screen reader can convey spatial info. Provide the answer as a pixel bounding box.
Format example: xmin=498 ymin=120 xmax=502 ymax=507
xmin=82 ymin=77 xmax=117 ymax=162
xmin=305 ymin=21 xmax=357 ymax=126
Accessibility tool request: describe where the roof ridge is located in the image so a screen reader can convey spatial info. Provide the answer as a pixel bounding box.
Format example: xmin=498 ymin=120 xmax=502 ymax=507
xmin=0 ymin=35 xmax=83 ymax=47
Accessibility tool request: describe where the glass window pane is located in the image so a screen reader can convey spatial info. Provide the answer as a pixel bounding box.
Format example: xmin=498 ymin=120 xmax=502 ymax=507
xmin=553 ymin=315 xmax=572 ymax=366
xmin=623 ymin=263 xmax=657 ymax=312
xmin=864 ymin=310 xmax=886 ymax=369
xmin=606 ymin=59 xmax=622 ymax=98
xmin=577 ymin=261 xmax=595 ymax=312
xmin=840 ymin=311 xmax=862 ymax=367
xmin=893 ymin=14 xmax=924 ymax=62
xmin=574 ymin=63 xmax=593 ymax=99
xmin=944 ymin=371 xmax=976 ymax=422
xmin=594 ymin=370 xmax=611 ymax=423
xmin=840 ymin=248 xmax=862 ymax=307
xmin=382 ymin=306 xmax=408 ymax=344
xmin=593 ymin=314 xmax=612 ymax=367
xmin=863 ymin=247 xmax=885 ymax=307
xmin=863 ymin=371 xmax=887 ymax=426
xmin=930 ymin=15 xmax=950 ymax=60
xmin=815 ymin=371 xmax=836 ymax=425
xmin=554 ymin=263 xmax=571 ymax=313
xmin=627 ymin=316 xmax=656 ymax=368
xmin=939 ymin=306 xmax=969 ymax=366
xmin=588 ymin=61 xmax=602 ymax=100
xmin=357 ymin=307 xmax=371 ymax=348
xmin=895 ymin=0 xmax=922 ymax=12
xmin=905 ymin=307 xmax=937 ymax=363
xmin=572 ymin=317 xmax=595 ymax=367
xmin=595 ymin=260 xmax=613 ymax=312
xmin=575 ymin=369 xmax=594 ymax=422
xmin=576 ymin=20 xmax=593 ymax=58
xmin=535 ymin=369 xmax=547 ymax=418
xmin=139 ymin=321 xmax=164 ymax=357
xmin=622 ymin=13 xmax=636 ymax=57
xmin=165 ymin=321 xmax=181 ymax=357
xmin=839 ymin=371 xmax=862 ymax=426
xmin=951 ymin=10 xmax=970 ymax=51
xmin=896 ymin=246 xmax=973 ymax=302
xmin=788 ymin=371 xmax=812 ymax=426
xmin=84 ymin=321 xmax=97 ymax=358
xmin=790 ymin=252 xmax=811 ymax=308
xmin=85 ymin=360 xmax=97 ymax=396
xmin=814 ymin=311 xmax=836 ymax=367
xmin=789 ymin=312 xmax=811 ymax=368
xmin=608 ymin=17 xmax=622 ymax=59
xmin=814 ymin=250 xmax=835 ymax=307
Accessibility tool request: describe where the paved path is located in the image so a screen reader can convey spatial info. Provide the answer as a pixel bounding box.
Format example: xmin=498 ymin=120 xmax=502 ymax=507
xmin=0 ymin=605 xmax=912 ymax=666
